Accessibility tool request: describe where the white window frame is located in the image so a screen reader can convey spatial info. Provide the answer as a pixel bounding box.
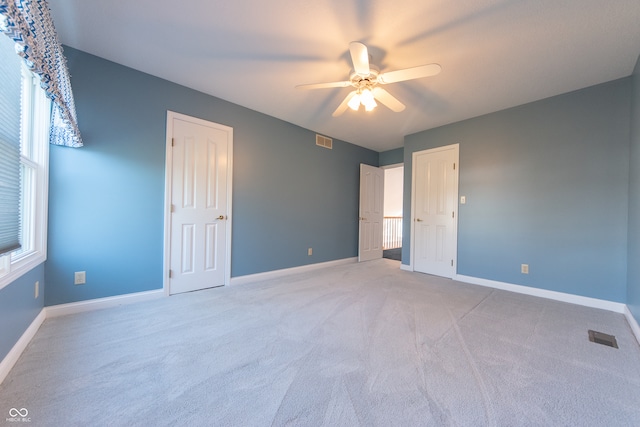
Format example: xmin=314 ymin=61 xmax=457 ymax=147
xmin=0 ymin=66 xmax=50 ymax=289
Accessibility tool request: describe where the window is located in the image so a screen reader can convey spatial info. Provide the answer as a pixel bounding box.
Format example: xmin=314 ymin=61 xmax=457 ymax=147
xmin=0 ymin=38 xmax=51 ymax=289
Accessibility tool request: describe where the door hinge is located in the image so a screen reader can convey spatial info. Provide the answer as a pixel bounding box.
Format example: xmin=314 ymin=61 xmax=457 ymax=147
xmin=169 ymin=269 xmax=173 ymax=278
xmin=452 ymin=211 xmax=455 ymax=218
xmin=451 ymin=260 xmax=454 ymax=267
xmin=453 ymin=163 xmax=456 ymax=170
xmin=171 ymin=204 xmax=175 ymax=213
xmin=171 ymin=138 xmax=175 ymax=147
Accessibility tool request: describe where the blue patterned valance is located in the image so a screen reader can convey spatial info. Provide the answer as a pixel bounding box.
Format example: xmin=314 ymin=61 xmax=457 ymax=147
xmin=0 ymin=0 xmax=82 ymax=147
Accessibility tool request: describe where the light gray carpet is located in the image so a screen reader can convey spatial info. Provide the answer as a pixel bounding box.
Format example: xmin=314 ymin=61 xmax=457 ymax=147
xmin=2 ymin=259 xmax=640 ymax=426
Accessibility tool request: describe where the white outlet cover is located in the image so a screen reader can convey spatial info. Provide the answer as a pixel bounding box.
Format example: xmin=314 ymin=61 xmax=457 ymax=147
xmin=74 ymin=271 xmax=86 ymax=285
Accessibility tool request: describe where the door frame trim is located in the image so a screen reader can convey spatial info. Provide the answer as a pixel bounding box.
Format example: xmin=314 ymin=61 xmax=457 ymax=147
xmin=409 ymin=143 xmax=459 ymax=275
xmin=163 ymin=111 xmax=234 ymax=296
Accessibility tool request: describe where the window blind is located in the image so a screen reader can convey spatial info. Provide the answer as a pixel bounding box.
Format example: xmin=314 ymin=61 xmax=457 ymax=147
xmin=0 ymin=33 xmax=22 ymax=255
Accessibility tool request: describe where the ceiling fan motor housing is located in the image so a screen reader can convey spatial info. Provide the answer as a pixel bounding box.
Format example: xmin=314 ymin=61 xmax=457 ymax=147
xmin=350 ymin=68 xmax=379 ymax=93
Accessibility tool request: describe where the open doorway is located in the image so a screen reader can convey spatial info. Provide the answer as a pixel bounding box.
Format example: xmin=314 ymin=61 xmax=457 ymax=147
xmin=383 ymin=165 xmax=403 ymax=261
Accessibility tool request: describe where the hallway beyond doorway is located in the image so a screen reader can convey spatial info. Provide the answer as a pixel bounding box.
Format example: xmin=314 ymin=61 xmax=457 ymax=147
xmin=383 ymin=247 xmax=401 ymax=261
xmin=383 ymin=166 xmax=403 ymax=261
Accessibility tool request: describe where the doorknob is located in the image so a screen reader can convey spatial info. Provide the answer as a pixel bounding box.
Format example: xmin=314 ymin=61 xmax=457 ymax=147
xmin=359 ymin=217 xmax=367 ymax=221
xmin=215 ymin=215 xmax=226 ymax=220
xmin=415 ymin=218 xmax=423 ymax=222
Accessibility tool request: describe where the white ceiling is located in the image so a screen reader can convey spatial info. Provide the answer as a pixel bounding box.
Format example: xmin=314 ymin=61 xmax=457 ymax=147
xmin=49 ymin=0 xmax=640 ymax=152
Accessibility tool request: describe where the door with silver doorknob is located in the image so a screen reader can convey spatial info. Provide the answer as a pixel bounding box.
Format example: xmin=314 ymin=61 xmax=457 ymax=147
xmin=412 ymin=144 xmax=458 ymax=278
xmin=358 ymin=164 xmax=384 ymax=262
xmin=168 ymin=113 xmax=232 ymax=295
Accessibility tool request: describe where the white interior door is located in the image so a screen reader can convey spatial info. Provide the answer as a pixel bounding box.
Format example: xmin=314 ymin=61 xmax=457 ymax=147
xmin=359 ymin=164 xmax=384 ymax=262
xmin=166 ymin=113 xmax=232 ymax=295
xmin=412 ymin=144 xmax=458 ymax=277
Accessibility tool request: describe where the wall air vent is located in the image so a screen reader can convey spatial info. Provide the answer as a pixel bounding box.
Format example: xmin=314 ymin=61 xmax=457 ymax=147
xmin=588 ymin=330 xmax=618 ymax=348
xmin=316 ymin=134 xmax=332 ymax=150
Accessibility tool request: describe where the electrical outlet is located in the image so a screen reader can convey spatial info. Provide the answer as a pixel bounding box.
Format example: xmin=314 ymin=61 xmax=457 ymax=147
xmin=308 ymin=248 xmax=313 ymax=256
xmin=460 ymin=196 xmax=466 ymax=204
xmin=521 ymin=264 xmax=529 ymax=274
xmin=35 ymin=281 xmax=39 ymax=299
xmin=74 ymin=271 xmax=86 ymax=285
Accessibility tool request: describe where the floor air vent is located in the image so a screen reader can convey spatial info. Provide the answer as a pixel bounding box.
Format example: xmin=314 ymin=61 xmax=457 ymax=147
xmin=316 ymin=134 xmax=332 ymax=149
xmin=588 ymin=330 xmax=618 ymax=349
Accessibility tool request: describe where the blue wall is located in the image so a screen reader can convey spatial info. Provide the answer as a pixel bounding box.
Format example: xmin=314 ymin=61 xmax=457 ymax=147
xmin=379 ymin=147 xmax=404 ymax=166
xmin=0 ymin=264 xmax=44 ymax=361
xmin=44 ymin=47 xmax=377 ymax=306
xmin=403 ymin=79 xmax=631 ymax=302
xmin=629 ymin=55 xmax=640 ymax=323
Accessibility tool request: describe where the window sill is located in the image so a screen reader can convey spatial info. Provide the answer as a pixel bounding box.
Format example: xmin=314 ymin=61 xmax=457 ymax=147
xmin=0 ymin=252 xmax=46 ymax=291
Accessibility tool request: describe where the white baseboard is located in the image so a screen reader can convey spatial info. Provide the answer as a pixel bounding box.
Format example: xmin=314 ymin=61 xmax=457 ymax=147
xmin=400 ymin=264 xmax=412 ymax=272
xmin=623 ymin=306 xmax=640 ymax=345
xmin=45 ymin=289 xmax=164 ymax=318
xmin=230 ymin=257 xmax=358 ymax=286
xmin=0 ymin=308 xmax=45 ymax=385
xmin=454 ymin=274 xmax=626 ymax=314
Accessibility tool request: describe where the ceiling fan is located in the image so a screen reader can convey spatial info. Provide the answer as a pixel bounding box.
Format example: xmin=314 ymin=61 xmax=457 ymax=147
xmin=296 ymin=42 xmax=441 ymax=117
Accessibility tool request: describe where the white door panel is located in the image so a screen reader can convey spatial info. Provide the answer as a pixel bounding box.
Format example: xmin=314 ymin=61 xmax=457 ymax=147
xmin=168 ymin=114 xmax=232 ymax=294
xmin=412 ymin=145 xmax=458 ymax=277
xmin=359 ymin=164 xmax=384 ymax=262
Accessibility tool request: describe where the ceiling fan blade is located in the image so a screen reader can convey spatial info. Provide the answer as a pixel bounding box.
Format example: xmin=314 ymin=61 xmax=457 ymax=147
xmin=332 ymin=91 xmax=357 ymax=117
xmin=296 ymin=80 xmax=351 ymax=90
xmin=378 ymin=63 xmax=441 ymax=84
xmin=349 ymin=41 xmax=370 ymax=77
xmin=372 ymin=87 xmax=405 ymax=112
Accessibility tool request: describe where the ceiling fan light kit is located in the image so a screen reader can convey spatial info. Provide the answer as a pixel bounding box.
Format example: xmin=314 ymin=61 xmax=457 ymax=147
xmin=296 ymin=41 xmax=441 ymax=117
xmin=347 ymin=93 xmax=362 ymax=111
xmin=349 ymin=88 xmax=377 ymax=112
